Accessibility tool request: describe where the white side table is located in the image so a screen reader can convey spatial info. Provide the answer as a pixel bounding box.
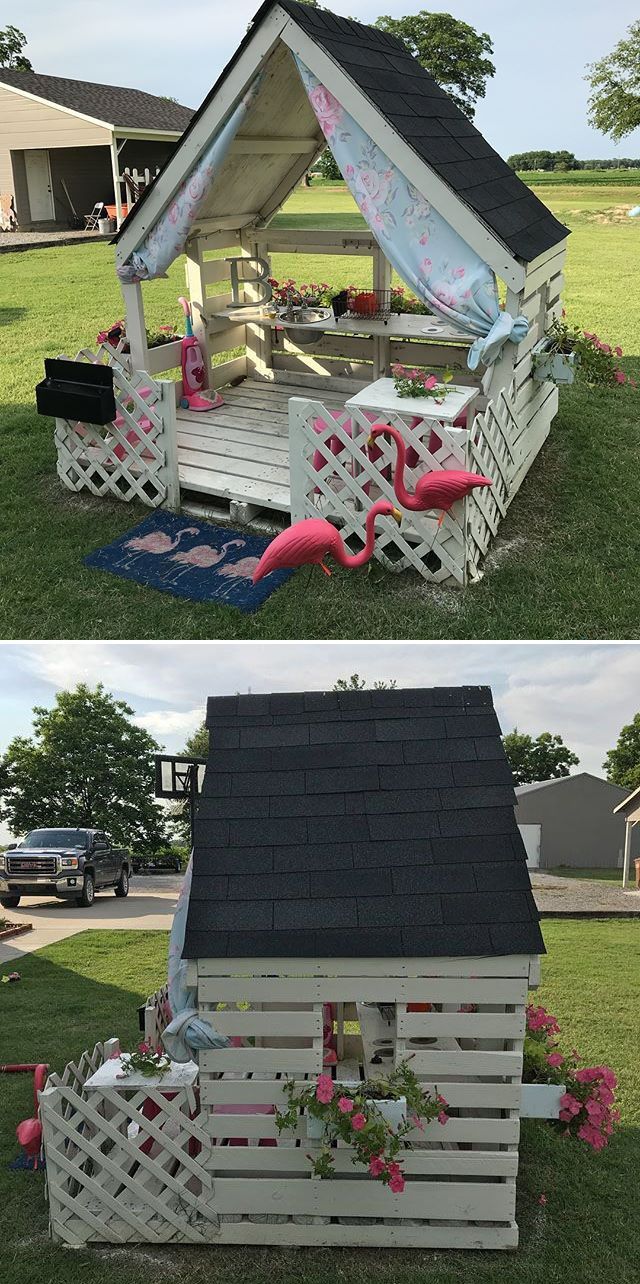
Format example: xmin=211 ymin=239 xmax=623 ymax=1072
xmin=84 ymin=1056 xmax=198 ymax=1092
xmin=346 ymin=377 xmax=478 ymax=429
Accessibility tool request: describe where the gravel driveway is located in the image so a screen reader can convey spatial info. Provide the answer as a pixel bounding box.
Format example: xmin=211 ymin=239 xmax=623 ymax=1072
xmin=531 ymin=870 xmax=640 ymax=914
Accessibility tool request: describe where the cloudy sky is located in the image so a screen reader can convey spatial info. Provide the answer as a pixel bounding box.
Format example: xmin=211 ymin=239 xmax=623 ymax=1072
xmin=1 ymin=643 xmax=637 ymax=834
xmin=17 ymin=0 xmax=640 ymax=160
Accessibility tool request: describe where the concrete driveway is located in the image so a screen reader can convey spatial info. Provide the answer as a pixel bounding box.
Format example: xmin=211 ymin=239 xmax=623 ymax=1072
xmin=0 ymin=873 xmax=183 ymax=965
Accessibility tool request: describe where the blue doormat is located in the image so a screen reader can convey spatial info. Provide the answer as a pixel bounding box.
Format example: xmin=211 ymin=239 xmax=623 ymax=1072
xmin=84 ymin=511 xmax=294 ymax=613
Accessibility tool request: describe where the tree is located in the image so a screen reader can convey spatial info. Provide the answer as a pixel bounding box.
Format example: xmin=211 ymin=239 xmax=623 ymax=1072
xmin=316 ymin=148 xmax=342 ymax=181
xmin=184 ymin=722 xmax=209 ymax=758
xmin=603 ymin=713 xmax=640 ymax=792
xmin=586 ymin=22 xmax=640 ymax=142
xmin=373 ymin=11 xmax=495 ymax=118
xmin=502 ymin=729 xmax=579 ymax=786
xmin=333 ymin=675 xmax=397 ymax=691
xmin=0 ymin=25 xmax=32 ymax=70
xmin=0 ymin=684 xmax=168 ymax=853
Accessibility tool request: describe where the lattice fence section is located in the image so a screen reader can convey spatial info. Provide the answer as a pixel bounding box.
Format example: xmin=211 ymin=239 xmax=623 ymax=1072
xmin=288 ymin=397 xmax=470 ymax=585
xmin=288 ymin=379 xmax=551 ymax=586
xmin=143 ymin=984 xmax=172 ymax=1049
xmin=54 ymin=344 xmax=180 ymax=509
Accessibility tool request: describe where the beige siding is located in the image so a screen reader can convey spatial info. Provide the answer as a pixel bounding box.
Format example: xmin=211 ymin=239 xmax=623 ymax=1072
xmin=0 ymin=82 xmax=110 ymax=149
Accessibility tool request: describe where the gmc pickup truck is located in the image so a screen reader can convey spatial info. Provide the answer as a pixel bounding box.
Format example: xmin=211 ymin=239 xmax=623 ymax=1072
xmin=0 ymin=828 xmax=131 ymax=909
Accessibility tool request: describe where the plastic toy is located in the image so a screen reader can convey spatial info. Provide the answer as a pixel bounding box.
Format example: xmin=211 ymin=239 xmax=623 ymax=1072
xmin=252 ymin=500 xmax=401 ymax=581
xmin=367 ymin=425 xmax=492 ymax=522
xmin=178 ymin=297 xmax=224 ymax=412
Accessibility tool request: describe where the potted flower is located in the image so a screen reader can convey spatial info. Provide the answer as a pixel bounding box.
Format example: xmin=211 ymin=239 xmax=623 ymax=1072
xmin=521 ymin=1004 xmax=619 ymax=1151
xmin=117 ymin=1041 xmax=171 ymax=1079
xmin=533 ymin=314 xmax=635 ymax=389
xmin=275 ymin=1060 xmax=448 ymax=1191
xmin=390 ymin=362 xmax=453 ymax=401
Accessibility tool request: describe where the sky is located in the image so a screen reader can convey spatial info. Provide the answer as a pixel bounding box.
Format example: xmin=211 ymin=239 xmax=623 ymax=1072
xmin=0 ymin=641 xmax=638 ymax=840
xmin=14 ymin=0 xmax=640 ymax=160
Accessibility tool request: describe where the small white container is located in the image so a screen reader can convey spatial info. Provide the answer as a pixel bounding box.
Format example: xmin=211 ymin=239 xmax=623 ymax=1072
xmin=521 ymin=1082 xmax=566 ymax=1119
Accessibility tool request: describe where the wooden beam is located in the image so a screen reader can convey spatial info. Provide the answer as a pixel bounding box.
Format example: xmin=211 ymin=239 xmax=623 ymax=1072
xmin=255 ymin=141 xmax=326 ymax=226
xmin=115 ymin=5 xmax=292 ymax=267
xmin=109 ymin=133 xmax=124 ymax=228
xmin=189 ymin=214 xmax=257 ymax=236
xmin=279 ymin=14 xmax=527 ymax=291
xmin=119 ymin=281 xmax=147 ymax=370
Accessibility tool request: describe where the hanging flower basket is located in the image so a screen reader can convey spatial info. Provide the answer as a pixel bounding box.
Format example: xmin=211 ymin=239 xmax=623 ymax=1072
xmin=521 ymin=1082 xmax=566 ymax=1119
xmin=532 ymin=338 xmax=576 ymax=386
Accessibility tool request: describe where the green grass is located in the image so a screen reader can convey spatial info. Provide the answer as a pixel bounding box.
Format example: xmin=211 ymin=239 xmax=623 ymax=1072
xmin=517 ymin=169 xmax=640 ymax=186
xmin=1 ymin=921 xmax=639 ymax=1283
xmin=547 ymin=866 xmax=626 ymax=883
xmin=1 ymin=182 xmax=639 ymax=640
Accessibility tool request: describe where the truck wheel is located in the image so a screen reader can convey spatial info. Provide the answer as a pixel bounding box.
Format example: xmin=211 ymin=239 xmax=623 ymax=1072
xmin=77 ymin=872 xmax=95 ymax=907
xmin=114 ymin=867 xmax=129 ymax=898
xmin=0 ymin=894 xmax=20 ymax=909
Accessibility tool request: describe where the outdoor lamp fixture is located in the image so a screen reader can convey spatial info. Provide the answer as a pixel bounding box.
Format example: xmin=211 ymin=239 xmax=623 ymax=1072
xmin=154 ymin=754 xmax=207 ymax=848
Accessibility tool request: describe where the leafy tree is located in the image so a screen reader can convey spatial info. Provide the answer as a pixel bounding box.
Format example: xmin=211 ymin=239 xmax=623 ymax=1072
xmin=502 ymin=729 xmax=579 ymax=786
xmin=603 ymin=713 xmax=640 ymax=791
xmin=587 ymin=21 xmax=640 ymax=142
xmin=0 ymin=684 xmax=168 ymax=853
xmin=0 ymin=25 xmax=32 ymax=70
xmin=316 ymin=148 xmax=342 ymax=181
xmin=184 ymin=722 xmax=209 ymax=758
xmin=373 ymin=11 xmax=495 ymax=118
xmin=333 ymin=675 xmax=397 ymax=691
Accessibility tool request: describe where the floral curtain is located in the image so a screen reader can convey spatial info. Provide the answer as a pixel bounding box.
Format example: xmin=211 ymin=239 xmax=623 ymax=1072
xmin=295 ymin=58 xmax=528 ymax=369
xmin=161 ymin=852 xmax=229 ymax=1062
xmin=117 ymin=80 xmax=261 ymax=285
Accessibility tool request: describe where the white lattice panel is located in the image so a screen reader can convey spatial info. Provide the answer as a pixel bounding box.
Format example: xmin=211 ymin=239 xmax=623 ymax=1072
xmin=54 ymin=345 xmax=180 ymax=509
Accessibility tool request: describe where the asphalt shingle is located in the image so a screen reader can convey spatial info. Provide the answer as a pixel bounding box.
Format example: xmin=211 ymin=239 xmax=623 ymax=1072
xmin=183 ymin=685 xmax=545 ymax=960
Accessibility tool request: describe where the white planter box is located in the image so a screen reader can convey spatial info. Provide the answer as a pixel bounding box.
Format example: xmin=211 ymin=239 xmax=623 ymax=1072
xmin=532 ymin=340 xmax=576 ymax=385
xmin=521 ymin=1082 xmax=566 ymax=1119
xmin=306 ymin=1092 xmax=407 ymax=1139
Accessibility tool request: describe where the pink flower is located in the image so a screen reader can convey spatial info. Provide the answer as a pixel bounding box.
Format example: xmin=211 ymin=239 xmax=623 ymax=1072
xmin=369 ymin=1154 xmax=386 ymax=1177
xmin=437 ymin=1110 xmax=448 ymax=1126
xmin=547 ymin=1053 xmax=564 ymax=1068
xmin=559 ymin=1093 xmax=581 ymax=1117
xmin=539 ymin=1193 xmax=547 ymax=1206
xmin=389 ymin=1171 xmax=405 ymax=1194
xmin=351 ymin=1112 xmax=367 ymax=1131
xmin=410 ymin=1113 xmax=424 ymax=1131
xmin=615 ymin=370 xmax=626 ymax=384
xmin=316 ymin=1074 xmax=334 ymax=1105
xmin=337 ymin=1096 xmax=354 ymax=1114
xmin=423 ymin=374 xmax=439 ymax=390
xmin=615 ymin=345 xmax=623 ymax=357
xmin=138 ymin=1042 xmax=151 ymax=1054
xmin=452 ymin=266 xmax=465 ymax=278
xmin=309 ymin=84 xmax=343 ymax=138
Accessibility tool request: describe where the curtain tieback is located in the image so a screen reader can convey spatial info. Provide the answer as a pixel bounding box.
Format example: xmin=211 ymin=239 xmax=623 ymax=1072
xmin=162 ymin=1008 xmax=229 ymax=1063
xmin=467 ymin=311 xmax=529 ymax=370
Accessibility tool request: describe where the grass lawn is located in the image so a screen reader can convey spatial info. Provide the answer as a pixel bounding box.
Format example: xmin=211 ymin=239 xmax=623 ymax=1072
xmin=547 ymin=866 xmax=627 ymax=883
xmin=1 ymin=921 xmax=639 ymax=1284
xmin=1 ymin=182 xmax=639 ymax=640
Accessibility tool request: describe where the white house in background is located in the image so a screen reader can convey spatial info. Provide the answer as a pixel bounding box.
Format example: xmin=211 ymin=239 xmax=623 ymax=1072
xmin=515 ymin=772 xmax=640 ymax=872
xmin=613 ymin=784 xmax=640 ymax=888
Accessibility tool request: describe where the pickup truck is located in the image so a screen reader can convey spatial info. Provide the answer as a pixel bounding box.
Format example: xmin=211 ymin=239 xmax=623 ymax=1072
xmin=0 ymin=828 xmax=131 ymax=909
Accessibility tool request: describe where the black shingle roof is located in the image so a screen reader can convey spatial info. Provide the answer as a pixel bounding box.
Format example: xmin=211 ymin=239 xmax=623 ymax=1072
xmin=276 ymin=0 xmax=568 ymax=262
xmin=0 ymin=68 xmax=194 ymax=132
xmin=183 ymin=686 xmax=545 ymax=960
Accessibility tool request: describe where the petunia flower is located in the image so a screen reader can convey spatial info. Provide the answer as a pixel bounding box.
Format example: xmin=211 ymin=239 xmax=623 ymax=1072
xmin=337 ymin=1096 xmax=354 ymax=1114
xmin=316 ymin=1074 xmax=334 ymax=1105
xmin=369 ymin=1154 xmax=386 ymax=1177
xmin=351 ymin=1112 xmax=367 ymax=1131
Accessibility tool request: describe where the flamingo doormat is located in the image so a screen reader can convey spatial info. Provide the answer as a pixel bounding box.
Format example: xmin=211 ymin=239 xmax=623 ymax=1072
xmin=84 ymin=511 xmax=294 ymax=612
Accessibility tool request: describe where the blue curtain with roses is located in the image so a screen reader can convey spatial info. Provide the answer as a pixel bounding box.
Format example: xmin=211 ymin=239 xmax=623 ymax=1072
xmin=295 ymin=58 xmax=528 ymax=369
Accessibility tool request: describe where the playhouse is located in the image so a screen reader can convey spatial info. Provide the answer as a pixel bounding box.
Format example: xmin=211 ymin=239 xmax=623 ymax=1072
xmin=51 ymin=0 xmax=569 ymax=583
xmin=40 ymin=684 xmax=547 ymax=1249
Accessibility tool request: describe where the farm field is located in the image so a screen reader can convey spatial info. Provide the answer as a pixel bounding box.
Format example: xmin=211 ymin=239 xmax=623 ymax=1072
xmin=0 ymin=920 xmax=638 ymax=1284
xmin=0 ymin=180 xmax=638 ymax=641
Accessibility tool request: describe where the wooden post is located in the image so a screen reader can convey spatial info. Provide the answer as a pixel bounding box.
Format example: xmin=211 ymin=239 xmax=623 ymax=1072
xmin=109 ymin=134 xmax=124 ymax=228
xmin=120 ymin=281 xmax=148 ymax=372
xmin=372 ymin=246 xmax=392 ymax=379
xmin=185 ymin=237 xmax=213 ymax=392
xmin=622 ymin=819 xmax=632 ymax=889
xmin=158 ymin=380 xmax=181 ymax=511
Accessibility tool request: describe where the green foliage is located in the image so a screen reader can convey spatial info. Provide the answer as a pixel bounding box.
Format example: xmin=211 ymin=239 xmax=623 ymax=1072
xmin=184 ymin=722 xmax=209 ymax=759
xmin=0 ymin=24 xmax=32 ymax=70
xmin=508 ymin=149 xmax=579 ymax=172
xmin=539 ymin=315 xmax=633 ymax=389
xmin=315 ymin=147 xmax=342 ymax=181
xmin=373 ymin=10 xmax=495 ymax=118
xmin=333 ymin=675 xmax=397 ymax=691
xmin=119 ymin=1044 xmax=171 ymax=1077
xmin=503 ymin=729 xmax=580 ymax=786
xmin=0 ymin=683 xmax=168 ymax=852
xmin=603 ymin=713 xmax=640 ymax=791
xmin=587 ymin=21 xmax=640 ymax=142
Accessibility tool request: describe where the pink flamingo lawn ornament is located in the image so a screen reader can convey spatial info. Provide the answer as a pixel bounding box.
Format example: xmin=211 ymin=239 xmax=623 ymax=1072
xmin=125 ymin=526 xmax=199 ymax=555
xmin=252 ymin=500 xmax=401 ymax=582
xmin=367 ymin=425 xmax=492 ymax=524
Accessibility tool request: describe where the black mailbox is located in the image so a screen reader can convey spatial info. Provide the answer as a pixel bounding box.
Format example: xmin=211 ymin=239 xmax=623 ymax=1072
xmin=36 ymin=358 xmax=117 ymax=424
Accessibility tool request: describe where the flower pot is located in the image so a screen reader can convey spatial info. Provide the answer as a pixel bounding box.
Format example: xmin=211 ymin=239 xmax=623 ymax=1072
xmin=305 ymin=1093 xmax=407 ymax=1138
xmin=521 ymin=1082 xmax=566 ymax=1119
xmin=532 ymin=339 xmax=576 ymax=385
